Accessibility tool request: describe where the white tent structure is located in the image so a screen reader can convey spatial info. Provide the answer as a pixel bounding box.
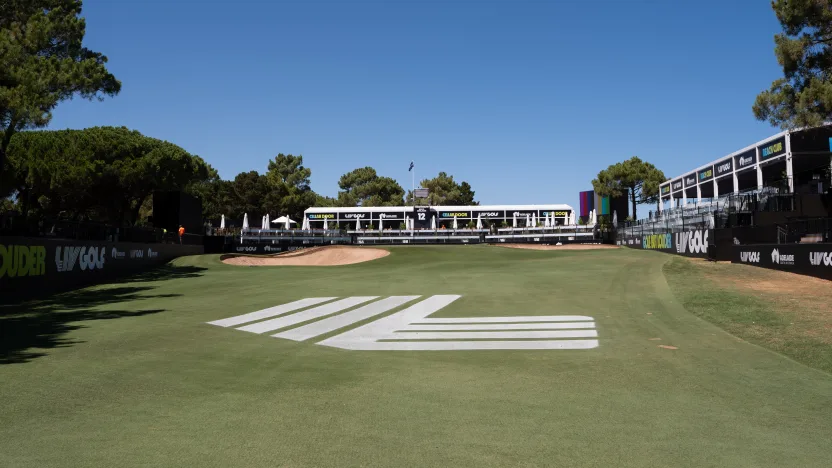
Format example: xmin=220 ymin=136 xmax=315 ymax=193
xmin=272 ymin=215 xmax=296 ymax=230
xmin=242 ymin=213 xmax=249 ymax=229
xmin=220 ymin=215 xmax=225 ymax=229
xmin=476 ymin=214 xmax=482 ymax=230
xmin=452 ymin=216 xmax=458 ymax=230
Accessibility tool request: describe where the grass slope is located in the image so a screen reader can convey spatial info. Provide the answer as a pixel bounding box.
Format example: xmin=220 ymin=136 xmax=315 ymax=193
xmin=1 ymin=246 xmax=831 ymax=467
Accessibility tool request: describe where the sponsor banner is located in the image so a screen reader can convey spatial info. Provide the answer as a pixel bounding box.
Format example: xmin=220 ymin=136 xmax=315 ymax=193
xmin=683 ymin=174 xmax=697 ymax=188
xmin=0 ymin=237 xmax=203 ymax=297
xmin=714 ymin=158 xmax=733 ymax=178
xmin=675 ymin=230 xmax=709 ymax=255
xmin=508 ymin=210 xmax=538 ymax=218
xmin=642 ymin=233 xmax=672 ymax=250
xmin=339 ymin=212 xmax=368 ymax=220
xmin=731 ymin=244 xmax=832 ymax=280
xmin=231 ymin=244 xmax=289 ymax=254
xmin=439 ymin=211 xmax=470 ymax=218
xmin=473 ymin=210 xmax=503 ymax=218
xmin=734 ymin=149 xmax=757 ymax=172
xmin=759 ymin=137 xmax=786 ymax=161
xmin=698 ymin=166 xmax=714 ymax=184
xmin=540 ymin=210 xmax=570 ymax=217
xmin=661 ymin=185 xmax=671 ymax=198
xmin=307 ymin=213 xmax=335 ymax=220
xmin=375 ymin=212 xmax=404 ymax=220
xmin=671 ymin=179 xmax=684 ymax=193
xmin=410 ymin=207 xmax=432 ymax=228
xmin=619 ymin=229 xmax=711 ymax=258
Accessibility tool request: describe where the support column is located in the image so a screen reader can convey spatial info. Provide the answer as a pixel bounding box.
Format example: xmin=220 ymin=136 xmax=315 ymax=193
xmin=785 ymin=132 xmax=794 ymax=193
xmin=733 ymin=170 xmax=739 ymax=194
xmin=696 ymin=184 xmax=702 ymax=205
xmin=713 ymin=177 xmax=719 ymax=199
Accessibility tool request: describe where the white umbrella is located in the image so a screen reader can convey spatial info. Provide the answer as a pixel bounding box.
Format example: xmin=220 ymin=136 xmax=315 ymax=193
xmin=612 ymin=210 xmax=618 ymax=226
xmin=379 ymin=218 xmax=383 ymax=231
xmin=512 ymin=213 xmax=517 ymax=228
xmin=532 ymin=213 xmax=537 ymax=228
xmin=220 ymin=214 xmax=225 ymax=229
xmin=265 ymin=214 xmax=270 ymax=228
xmin=570 ymin=212 xmax=576 ymax=225
xmin=476 ymin=214 xmax=482 ymax=230
xmin=545 ymin=213 xmax=550 ymax=228
xmin=431 ymin=215 xmax=436 ymax=229
xmin=355 ymin=217 xmax=360 ymax=231
xmin=452 ymin=216 xmax=458 ymax=230
xmin=323 ymin=218 xmax=328 ymax=230
xmin=301 ymin=217 xmax=307 ymax=230
xmin=285 ymin=217 xmax=291 ymax=230
xmin=242 ymin=213 xmax=249 ymax=229
xmin=526 ymin=214 xmax=531 ymax=228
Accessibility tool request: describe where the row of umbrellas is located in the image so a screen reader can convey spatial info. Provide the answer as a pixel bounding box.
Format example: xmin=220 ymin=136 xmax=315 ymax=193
xmin=222 ymin=210 xmax=609 ymax=231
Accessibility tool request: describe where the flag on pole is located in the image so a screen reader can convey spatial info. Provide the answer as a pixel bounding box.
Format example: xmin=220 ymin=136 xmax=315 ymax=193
xmin=408 ymin=161 xmax=414 ymax=171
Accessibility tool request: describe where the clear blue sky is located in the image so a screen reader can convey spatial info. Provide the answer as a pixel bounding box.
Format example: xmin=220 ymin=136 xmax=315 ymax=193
xmin=49 ymin=0 xmax=784 ymax=212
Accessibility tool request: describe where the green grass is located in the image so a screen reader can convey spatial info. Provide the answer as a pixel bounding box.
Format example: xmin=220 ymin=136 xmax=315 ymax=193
xmin=1 ymin=246 xmax=831 ymax=467
xmin=663 ymin=256 xmax=832 ymax=374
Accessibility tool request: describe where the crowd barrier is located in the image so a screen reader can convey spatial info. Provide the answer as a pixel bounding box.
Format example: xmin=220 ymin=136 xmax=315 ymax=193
xmin=0 ymin=236 xmax=204 ymax=297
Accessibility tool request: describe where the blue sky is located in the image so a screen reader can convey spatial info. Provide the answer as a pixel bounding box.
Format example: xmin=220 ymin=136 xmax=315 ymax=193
xmin=49 ymin=0 xmax=784 ymax=212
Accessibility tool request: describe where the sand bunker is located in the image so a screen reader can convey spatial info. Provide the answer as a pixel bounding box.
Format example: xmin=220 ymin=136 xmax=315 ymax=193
xmin=222 ymin=246 xmax=389 ymax=266
xmin=493 ymin=243 xmax=619 ymax=251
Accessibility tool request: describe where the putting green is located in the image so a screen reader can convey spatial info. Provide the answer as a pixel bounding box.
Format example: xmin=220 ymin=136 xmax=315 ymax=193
xmin=1 ymin=246 xmax=830 ymax=467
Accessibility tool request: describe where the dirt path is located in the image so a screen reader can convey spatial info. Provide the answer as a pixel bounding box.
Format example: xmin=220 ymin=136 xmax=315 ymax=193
xmin=222 ymin=246 xmax=389 ymax=266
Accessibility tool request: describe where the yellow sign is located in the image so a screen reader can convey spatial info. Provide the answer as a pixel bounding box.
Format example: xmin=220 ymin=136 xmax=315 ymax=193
xmin=308 ymin=213 xmax=335 ymax=220
xmin=0 ymin=245 xmax=47 ymax=279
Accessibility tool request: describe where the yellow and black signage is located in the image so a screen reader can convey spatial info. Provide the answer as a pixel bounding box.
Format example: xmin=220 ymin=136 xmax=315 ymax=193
xmin=440 ymin=212 xmax=469 ymax=218
xmin=0 ymin=244 xmax=47 ymax=279
xmin=661 ymin=185 xmax=671 ymax=195
xmin=759 ymin=137 xmax=785 ymax=160
xmin=307 ymin=213 xmax=335 ymax=220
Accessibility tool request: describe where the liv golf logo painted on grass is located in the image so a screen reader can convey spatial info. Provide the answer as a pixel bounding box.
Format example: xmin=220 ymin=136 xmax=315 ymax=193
xmin=208 ymin=296 xmax=599 ymax=351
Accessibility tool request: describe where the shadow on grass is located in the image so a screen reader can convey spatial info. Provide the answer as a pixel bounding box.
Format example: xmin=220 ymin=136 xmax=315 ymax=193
xmin=0 ymin=285 xmax=182 ymax=365
xmin=112 ymin=264 xmax=208 ymax=284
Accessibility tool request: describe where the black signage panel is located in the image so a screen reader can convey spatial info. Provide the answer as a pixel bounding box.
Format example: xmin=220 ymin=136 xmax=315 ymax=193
xmin=0 ymin=236 xmax=203 ymax=297
xmin=714 ymin=158 xmax=733 ymax=178
xmin=473 ymin=210 xmax=503 ymax=218
xmin=507 ymin=209 xmax=537 ymax=217
xmin=734 ymin=149 xmax=756 ymax=172
xmin=671 ymin=179 xmax=683 ymax=193
xmin=698 ymin=166 xmax=714 ymax=183
xmin=438 ymin=211 xmax=471 ymax=218
xmin=759 ymin=137 xmax=785 ymax=161
xmin=339 ymin=212 xmax=369 ymax=220
xmin=409 ymin=206 xmax=432 ymax=229
xmin=374 ymin=212 xmax=404 ymax=220
xmin=683 ymin=174 xmax=697 ymax=188
xmin=307 ymin=212 xmax=335 ymax=220
xmin=540 ymin=210 xmax=570 ymax=217
xmin=733 ymin=244 xmax=832 ymax=281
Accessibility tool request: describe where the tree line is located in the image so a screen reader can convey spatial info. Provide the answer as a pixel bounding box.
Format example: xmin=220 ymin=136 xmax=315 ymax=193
xmin=0 ymin=126 xmax=479 ymax=227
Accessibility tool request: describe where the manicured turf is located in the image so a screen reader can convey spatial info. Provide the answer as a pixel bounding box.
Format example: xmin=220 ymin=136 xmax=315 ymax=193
xmin=2 ymin=246 xmax=831 ymax=467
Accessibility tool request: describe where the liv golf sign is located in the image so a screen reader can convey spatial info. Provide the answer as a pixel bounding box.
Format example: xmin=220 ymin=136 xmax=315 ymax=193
xmin=675 ymin=230 xmax=709 ymax=255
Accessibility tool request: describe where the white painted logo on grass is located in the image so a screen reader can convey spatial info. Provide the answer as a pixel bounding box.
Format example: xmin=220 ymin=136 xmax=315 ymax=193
xmin=207 ymin=296 xmax=599 ymax=351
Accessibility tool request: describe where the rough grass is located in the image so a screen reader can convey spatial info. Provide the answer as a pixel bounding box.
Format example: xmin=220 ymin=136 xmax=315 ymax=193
xmin=663 ymin=257 xmax=832 ymax=374
xmin=1 ymin=247 xmax=831 ymax=467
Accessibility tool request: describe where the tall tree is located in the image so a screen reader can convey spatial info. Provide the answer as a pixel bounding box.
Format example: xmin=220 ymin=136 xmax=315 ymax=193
xmin=753 ymin=0 xmax=832 ymax=128
xmin=264 ymin=154 xmax=317 ymax=220
xmin=1 ymin=0 xmax=121 ymax=172
xmin=413 ymin=172 xmax=478 ymax=205
xmin=592 ymin=157 xmax=665 ymax=220
xmin=337 ymin=166 xmax=404 ymax=207
xmin=5 ymin=127 xmax=212 ymax=225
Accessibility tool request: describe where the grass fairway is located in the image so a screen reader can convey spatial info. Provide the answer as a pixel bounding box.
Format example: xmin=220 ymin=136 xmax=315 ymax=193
xmin=2 ymin=246 xmax=831 ymax=467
